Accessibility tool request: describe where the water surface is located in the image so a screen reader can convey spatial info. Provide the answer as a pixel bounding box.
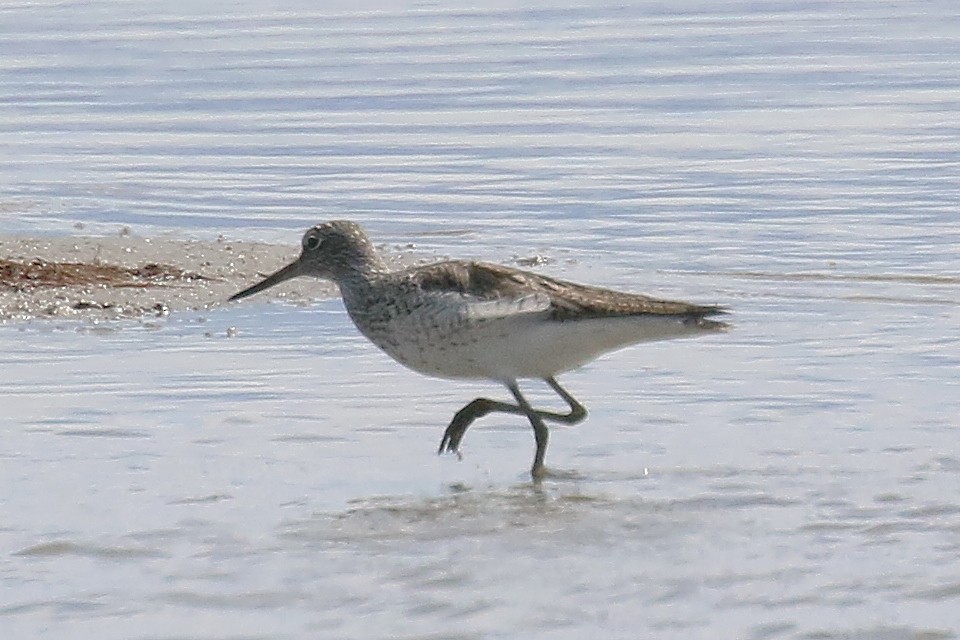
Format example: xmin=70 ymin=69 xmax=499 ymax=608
xmin=2 ymin=1 xmax=959 ymax=638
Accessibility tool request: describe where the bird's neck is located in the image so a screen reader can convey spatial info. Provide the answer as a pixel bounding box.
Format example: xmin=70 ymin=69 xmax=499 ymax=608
xmin=333 ymin=252 xmax=390 ymax=302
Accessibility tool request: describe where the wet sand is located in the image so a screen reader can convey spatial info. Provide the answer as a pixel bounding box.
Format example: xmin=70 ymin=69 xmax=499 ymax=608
xmin=1 ymin=233 xmax=346 ymax=322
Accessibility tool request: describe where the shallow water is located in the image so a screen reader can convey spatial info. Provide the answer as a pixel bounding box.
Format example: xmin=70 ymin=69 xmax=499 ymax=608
xmin=2 ymin=1 xmax=960 ymax=638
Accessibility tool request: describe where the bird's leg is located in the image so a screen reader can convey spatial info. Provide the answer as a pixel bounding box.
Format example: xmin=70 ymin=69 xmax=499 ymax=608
xmin=437 ymin=377 xmax=587 ymax=456
xmin=437 ymin=398 xmax=518 ymax=457
xmin=506 ymin=381 xmax=550 ymax=480
xmin=542 ymin=376 xmax=588 ymax=425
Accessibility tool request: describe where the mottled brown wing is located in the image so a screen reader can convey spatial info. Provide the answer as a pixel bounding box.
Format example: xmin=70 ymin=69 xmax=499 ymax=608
xmin=409 ymin=261 xmax=727 ymax=321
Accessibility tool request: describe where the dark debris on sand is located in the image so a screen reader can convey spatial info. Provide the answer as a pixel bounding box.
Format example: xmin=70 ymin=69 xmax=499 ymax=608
xmin=0 ymin=258 xmax=208 ymax=292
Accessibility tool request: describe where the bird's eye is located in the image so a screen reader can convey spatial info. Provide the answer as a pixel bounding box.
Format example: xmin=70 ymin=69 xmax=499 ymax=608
xmin=304 ymin=234 xmax=322 ymax=251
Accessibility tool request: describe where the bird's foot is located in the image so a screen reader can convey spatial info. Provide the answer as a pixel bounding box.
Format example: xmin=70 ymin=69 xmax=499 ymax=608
xmin=531 ymin=466 xmax=583 ymax=482
xmin=437 ymin=435 xmax=464 ymax=460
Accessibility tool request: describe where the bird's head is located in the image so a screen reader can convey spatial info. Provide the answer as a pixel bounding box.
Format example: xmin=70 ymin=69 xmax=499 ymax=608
xmin=229 ymin=220 xmax=382 ymax=301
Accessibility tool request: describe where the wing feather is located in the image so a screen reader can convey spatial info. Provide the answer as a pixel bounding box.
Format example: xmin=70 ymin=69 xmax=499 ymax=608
xmin=406 ymin=261 xmax=726 ymax=322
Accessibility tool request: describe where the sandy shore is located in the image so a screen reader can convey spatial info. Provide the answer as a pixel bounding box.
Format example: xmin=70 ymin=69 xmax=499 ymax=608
xmin=0 ymin=233 xmax=343 ymax=322
xmin=0 ymin=231 xmax=554 ymax=324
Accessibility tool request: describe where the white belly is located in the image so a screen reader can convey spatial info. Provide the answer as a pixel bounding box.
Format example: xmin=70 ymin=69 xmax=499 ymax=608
xmin=360 ymin=312 xmax=715 ymax=381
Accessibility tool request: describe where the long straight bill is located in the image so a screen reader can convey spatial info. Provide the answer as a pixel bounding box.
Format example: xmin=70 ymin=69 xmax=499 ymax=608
xmin=229 ymin=260 xmax=302 ymax=301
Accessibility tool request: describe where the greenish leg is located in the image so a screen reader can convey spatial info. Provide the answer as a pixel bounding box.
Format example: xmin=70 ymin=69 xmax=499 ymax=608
xmin=506 ymin=381 xmax=551 ymax=479
xmin=437 ymin=377 xmax=587 ymax=479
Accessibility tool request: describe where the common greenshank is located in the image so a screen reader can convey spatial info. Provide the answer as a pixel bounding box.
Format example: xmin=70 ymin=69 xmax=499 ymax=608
xmin=230 ymin=221 xmax=728 ymax=479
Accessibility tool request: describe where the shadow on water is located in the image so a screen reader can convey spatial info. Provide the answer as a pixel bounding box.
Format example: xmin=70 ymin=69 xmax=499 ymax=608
xmin=276 ymin=470 xmax=803 ymax=550
xmin=280 ymin=484 xmax=660 ymax=546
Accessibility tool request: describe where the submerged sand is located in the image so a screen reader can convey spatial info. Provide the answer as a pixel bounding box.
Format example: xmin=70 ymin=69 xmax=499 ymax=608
xmin=0 ymin=233 xmax=343 ymax=322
